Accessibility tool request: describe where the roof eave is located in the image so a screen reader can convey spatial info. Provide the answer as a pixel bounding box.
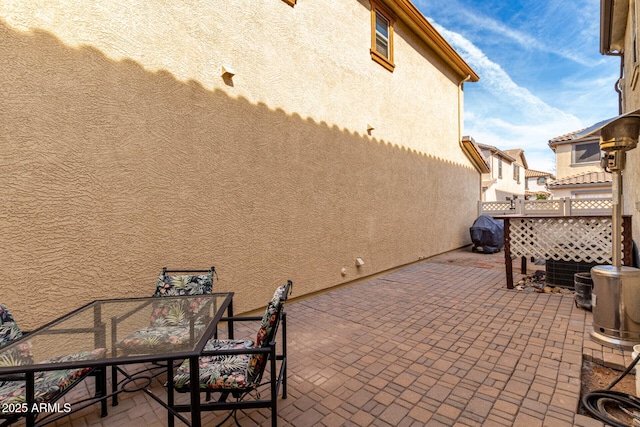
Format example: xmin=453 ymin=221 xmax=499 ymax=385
xmin=383 ymin=0 xmax=480 ymax=82
xmin=461 ymin=136 xmax=490 ymax=173
xmin=548 ymin=182 xmax=612 ymax=189
xmin=600 ymin=0 xmax=628 ymax=55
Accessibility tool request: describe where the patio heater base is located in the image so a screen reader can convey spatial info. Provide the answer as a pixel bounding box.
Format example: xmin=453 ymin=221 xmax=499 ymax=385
xmin=591 ymin=265 xmax=640 ymax=350
xmin=589 ymin=330 xmax=640 ymax=350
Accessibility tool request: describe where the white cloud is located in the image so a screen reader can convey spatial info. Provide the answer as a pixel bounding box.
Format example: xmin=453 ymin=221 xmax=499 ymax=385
xmin=456 ymin=10 xmax=543 ymax=50
xmin=428 ymin=22 xmax=587 ymax=171
xmin=425 ymin=3 xmax=600 ymax=67
xmin=436 ymin=24 xmax=578 ymax=123
xmin=419 ymin=3 xmax=620 ymax=172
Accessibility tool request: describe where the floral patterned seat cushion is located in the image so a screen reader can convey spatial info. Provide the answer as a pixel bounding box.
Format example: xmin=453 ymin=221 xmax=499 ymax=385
xmin=173 ymin=339 xmax=254 ymax=391
xmin=118 ymin=298 xmax=209 ymax=354
xmin=0 ymin=342 xmax=34 ymax=371
xmin=153 ymin=271 xmax=213 ymax=297
xmin=173 ymin=283 xmax=290 ymax=392
xmin=0 ymin=304 xmax=23 ymax=349
xmin=0 ymin=348 xmax=107 ymax=410
xmin=118 ymin=323 xmax=206 ymax=353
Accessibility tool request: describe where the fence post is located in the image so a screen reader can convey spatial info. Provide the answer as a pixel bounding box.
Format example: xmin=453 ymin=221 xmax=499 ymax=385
xmin=504 ymin=217 xmax=513 ymax=289
xmin=478 ymin=200 xmax=483 ymax=216
xmin=562 ymin=197 xmax=571 ymax=216
xmin=516 ymin=198 xmax=525 ymax=215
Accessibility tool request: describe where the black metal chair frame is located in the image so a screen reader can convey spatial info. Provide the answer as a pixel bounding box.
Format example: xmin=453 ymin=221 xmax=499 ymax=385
xmin=0 ymin=326 xmax=108 ymax=427
xmin=169 ymin=281 xmax=291 ymax=427
xmin=0 ymin=368 xmax=107 ymax=427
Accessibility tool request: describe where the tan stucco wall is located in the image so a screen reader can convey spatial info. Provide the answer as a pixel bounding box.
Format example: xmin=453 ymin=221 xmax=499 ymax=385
xmin=616 ymin=7 xmax=640 ymax=252
xmin=0 ymin=0 xmax=480 ymax=329
xmin=554 ymin=142 xmax=603 ymax=180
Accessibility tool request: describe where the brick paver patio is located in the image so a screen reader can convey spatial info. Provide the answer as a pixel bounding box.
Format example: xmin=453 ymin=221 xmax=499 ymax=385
xmin=9 ymin=248 xmax=633 ymax=426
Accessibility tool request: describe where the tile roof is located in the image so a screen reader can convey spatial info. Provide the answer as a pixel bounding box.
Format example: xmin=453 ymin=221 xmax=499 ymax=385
xmin=548 ymin=171 xmax=612 ymax=187
xmin=548 ymin=128 xmax=599 ymax=151
xmin=525 ymin=169 xmax=555 ymax=179
xmin=525 ymin=190 xmax=551 ymax=197
xmin=503 ymin=149 xmax=528 ymax=169
xmin=548 ymin=129 xmax=585 ymax=143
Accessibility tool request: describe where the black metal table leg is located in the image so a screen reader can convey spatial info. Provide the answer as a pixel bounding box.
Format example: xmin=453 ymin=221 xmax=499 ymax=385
xmin=189 ymin=355 xmax=201 ymax=427
xmin=26 ymin=371 xmax=35 ymax=427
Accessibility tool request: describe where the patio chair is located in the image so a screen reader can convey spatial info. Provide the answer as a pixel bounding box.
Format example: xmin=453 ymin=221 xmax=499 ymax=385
xmin=116 ymin=267 xmax=216 ymax=354
xmin=0 ymin=304 xmax=108 ymax=427
xmin=170 ymin=280 xmax=292 ymax=427
xmin=112 ymin=267 xmax=215 ymax=404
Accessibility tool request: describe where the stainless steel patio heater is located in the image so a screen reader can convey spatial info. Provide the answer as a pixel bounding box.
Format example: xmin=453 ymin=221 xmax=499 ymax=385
xmin=576 ymin=109 xmax=640 ymax=349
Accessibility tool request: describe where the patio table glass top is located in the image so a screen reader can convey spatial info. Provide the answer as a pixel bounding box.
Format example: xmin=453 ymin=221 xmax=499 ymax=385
xmin=0 ymin=293 xmax=234 ymax=374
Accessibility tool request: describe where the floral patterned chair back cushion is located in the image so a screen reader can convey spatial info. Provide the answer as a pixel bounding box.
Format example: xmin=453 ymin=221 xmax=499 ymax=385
xmin=0 ymin=304 xmax=22 ymax=349
xmin=0 ymin=304 xmax=34 ymax=369
xmin=153 ymin=268 xmax=214 ymax=297
xmin=246 ymin=281 xmax=291 ymax=386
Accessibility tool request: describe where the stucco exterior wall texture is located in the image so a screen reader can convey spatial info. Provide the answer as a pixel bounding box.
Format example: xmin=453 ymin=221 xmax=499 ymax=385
xmin=619 ymin=7 xmax=640 ymax=252
xmin=526 ymin=179 xmax=546 ymax=195
xmin=554 ymin=143 xmax=603 ymax=180
xmin=0 ymin=1 xmax=479 ymax=328
xmin=482 ymin=156 xmax=523 ymax=201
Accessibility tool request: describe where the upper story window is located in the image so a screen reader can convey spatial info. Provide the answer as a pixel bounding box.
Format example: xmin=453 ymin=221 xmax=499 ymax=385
xmin=370 ymin=0 xmax=395 ymax=72
xmin=498 ymin=158 xmax=503 ymax=179
xmin=537 ymin=177 xmax=546 ymax=185
xmin=572 ymin=141 xmax=601 ymax=164
xmin=513 ymin=165 xmax=520 ymax=183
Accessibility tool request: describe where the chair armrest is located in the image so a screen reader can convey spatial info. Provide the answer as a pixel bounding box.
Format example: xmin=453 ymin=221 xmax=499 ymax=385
xmin=0 ymin=373 xmax=26 ymax=382
xmin=220 ymin=315 xmax=262 ymax=322
xmin=201 ymin=344 xmax=274 ymax=357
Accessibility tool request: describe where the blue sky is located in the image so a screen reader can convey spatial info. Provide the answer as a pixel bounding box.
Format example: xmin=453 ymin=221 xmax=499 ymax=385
xmin=414 ymin=0 xmax=621 ymax=173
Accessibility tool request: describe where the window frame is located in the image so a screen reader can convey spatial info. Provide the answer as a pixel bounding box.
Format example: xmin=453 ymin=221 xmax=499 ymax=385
xmin=370 ymin=0 xmax=395 ymax=72
xmin=513 ymin=164 xmax=520 ymax=183
xmin=572 ymin=141 xmax=601 ymax=165
xmin=497 ymin=158 xmax=503 ymax=179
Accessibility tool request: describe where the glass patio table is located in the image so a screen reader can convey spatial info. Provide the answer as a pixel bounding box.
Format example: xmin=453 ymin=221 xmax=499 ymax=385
xmin=0 ymin=293 xmax=234 ymax=427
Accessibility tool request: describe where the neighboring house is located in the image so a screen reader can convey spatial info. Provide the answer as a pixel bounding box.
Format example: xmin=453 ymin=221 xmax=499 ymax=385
xmin=547 ymin=130 xmax=612 ymax=199
xmin=524 ymin=169 xmax=555 ymax=199
xmin=0 ymin=1 xmax=480 ymax=327
xmin=600 ymin=0 xmax=640 ymax=249
xmin=476 ymin=143 xmax=528 ymax=201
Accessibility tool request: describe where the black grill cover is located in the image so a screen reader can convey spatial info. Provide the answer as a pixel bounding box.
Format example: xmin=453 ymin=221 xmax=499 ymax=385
xmin=470 ymin=215 xmax=504 ymax=254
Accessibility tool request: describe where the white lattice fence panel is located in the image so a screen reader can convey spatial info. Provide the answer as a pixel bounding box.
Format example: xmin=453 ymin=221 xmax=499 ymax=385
xmin=523 ymin=200 xmax=562 ymax=215
xmin=480 ymin=202 xmax=515 ymax=215
xmin=508 ymin=217 xmax=613 ymax=264
xmin=482 ymin=202 xmax=512 ymax=211
xmin=479 ymin=198 xmax=612 ymax=217
xmin=570 ymin=198 xmax=613 ymax=214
